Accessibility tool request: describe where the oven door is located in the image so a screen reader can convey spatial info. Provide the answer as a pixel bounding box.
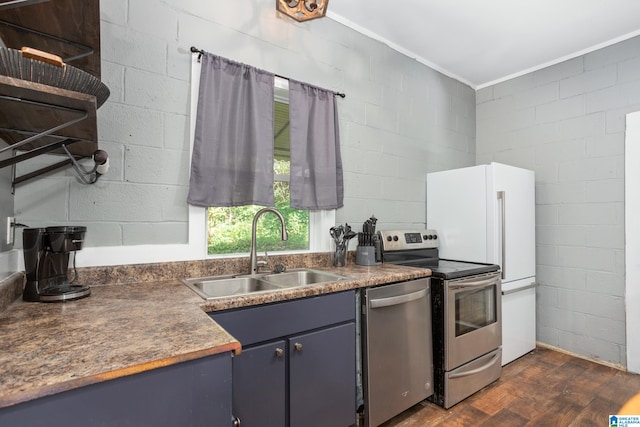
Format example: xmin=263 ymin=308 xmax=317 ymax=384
xmin=444 ymin=272 xmax=501 ymax=371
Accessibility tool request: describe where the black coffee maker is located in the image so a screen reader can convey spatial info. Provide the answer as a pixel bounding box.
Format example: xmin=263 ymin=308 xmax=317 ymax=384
xmin=23 ymin=226 xmax=91 ymax=302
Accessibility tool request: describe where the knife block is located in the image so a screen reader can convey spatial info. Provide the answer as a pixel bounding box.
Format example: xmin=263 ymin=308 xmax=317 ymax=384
xmin=356 ymin=246 xmax=381 ymax=266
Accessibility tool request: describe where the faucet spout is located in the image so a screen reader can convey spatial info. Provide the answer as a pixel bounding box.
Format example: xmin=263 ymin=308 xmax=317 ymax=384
xmin=249 ymin=208 xmax=288 ymax=274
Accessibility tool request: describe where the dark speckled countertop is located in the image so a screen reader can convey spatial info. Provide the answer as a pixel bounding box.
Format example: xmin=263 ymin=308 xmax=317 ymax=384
xmin=0 ymin=254 xmax=430 ymax=410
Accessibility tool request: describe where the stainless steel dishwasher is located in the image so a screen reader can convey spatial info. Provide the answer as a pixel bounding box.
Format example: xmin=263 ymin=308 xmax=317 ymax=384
xmin=361 ymin=277 xmax=433 ymax=427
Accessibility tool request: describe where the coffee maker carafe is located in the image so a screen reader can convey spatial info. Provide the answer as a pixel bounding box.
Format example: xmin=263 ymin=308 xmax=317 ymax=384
xmin=23 ymin=226 xmax=91 ymax=302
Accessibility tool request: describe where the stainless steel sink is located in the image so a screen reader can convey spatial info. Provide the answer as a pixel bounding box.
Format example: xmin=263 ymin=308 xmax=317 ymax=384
xmin=181 ymin=269 xmax=346 ymax=300
xmin=182 ymin=275 xmax=283 ymax=300
xmin=260 ymin=269 xmax=346 ymax=287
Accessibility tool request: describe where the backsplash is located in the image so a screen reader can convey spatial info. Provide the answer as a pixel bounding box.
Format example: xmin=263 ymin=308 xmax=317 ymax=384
xmin=0 ymin=251 xmax=359 ymax=311
xmin=71 ymin=252 xmax=355 ymax=286
xmin=0 ymin=272 xmax=23 ymax=312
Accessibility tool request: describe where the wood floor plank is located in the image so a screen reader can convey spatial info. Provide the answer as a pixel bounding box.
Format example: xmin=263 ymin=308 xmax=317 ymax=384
xmin=469 ymin=380 xmax=519 ymax=416
xmin=569 ymin=395 xmax=619 ymax=427
xmin=430 ymin=405 xmax=489 ymax=427
xmin=381 ymin=347 xmax=640 ymax=427
xmin=478 ymin=408 xmax=528 ymax=426
xmin=523 ymin=394 xmax=584 ymax=426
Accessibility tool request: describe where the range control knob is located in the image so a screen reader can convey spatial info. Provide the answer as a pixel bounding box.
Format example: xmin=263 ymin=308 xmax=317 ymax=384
xmin=393 ymin=235 xmax=399 ymax=241
xmin=424 ymin=235 xmax=430 ymax=240
xmin=387 ymin=236 xmax=393 ymax=242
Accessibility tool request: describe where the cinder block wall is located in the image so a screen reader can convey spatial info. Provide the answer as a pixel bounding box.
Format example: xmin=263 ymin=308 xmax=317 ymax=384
xmin=476 ymin=35 xmax=640 ymax=366
xmin=10 ymin=0 xmax=475 ymax=249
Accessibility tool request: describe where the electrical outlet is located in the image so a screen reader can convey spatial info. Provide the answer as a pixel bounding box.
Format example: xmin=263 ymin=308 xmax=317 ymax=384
xmin=6 ymin=216 xmax=14 ymax=246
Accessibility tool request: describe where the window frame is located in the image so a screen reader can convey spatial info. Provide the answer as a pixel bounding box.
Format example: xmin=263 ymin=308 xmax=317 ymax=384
xmin=189 ymin=65 xmax=334 ymax=259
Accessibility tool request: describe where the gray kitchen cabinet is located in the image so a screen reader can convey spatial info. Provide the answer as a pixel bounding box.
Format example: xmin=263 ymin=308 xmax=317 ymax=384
xmin=289 ymin=323 xmax=356 ymax=427
xmin=211 ymin=290 xmax=356 ymax=427
xmin=232 ymin=339 xmax=287 ymax=426
xmin=0 ymin=352 xmax=232 ymax=427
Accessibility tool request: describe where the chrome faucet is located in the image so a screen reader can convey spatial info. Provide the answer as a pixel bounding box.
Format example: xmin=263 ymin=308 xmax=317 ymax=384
xmin=249 ymin=208 xmax=288 ymax=274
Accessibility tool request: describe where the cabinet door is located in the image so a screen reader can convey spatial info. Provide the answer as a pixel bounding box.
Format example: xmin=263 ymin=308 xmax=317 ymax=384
xmin=289 ymin=323 xmax=356 ymax=427
xmin=233 ymin=340 xmax=286 ymax=427
xmin=0 ymin=353 xmax=232 ymax=427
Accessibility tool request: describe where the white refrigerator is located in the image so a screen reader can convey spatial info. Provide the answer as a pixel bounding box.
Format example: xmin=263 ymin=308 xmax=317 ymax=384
xmin=426 ymin=162 xmax=536 ymax=366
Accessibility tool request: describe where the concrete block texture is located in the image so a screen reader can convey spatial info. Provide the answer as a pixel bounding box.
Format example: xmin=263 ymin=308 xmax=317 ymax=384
xmin=14 ymin=178 xmax=70 ymax=222
xmin=67 ymin=181 xmax=187 ymax=223
xmin=124 ymin=146 xmax=190 ymax=186
xmin=478 ymin=34 xmax=640 ymax=366
xmin=558 ymin=330 xmax=625 ymax=366
xmin=79 ymin=222 xmax=123 ymax=247
xmin=101 ymin=21 xmax=168 ymax=74
xmin=99 ymin=0 xmax=127 ymax=26
xmin=9 ymin=0 xmax=476 ymax=249
xmin=585 ymin=35 xmax=640 ymax=71
xmin=0 ymin=0 xmax=462 ymax=314
xmin=128 ymin=0 xmax=179 ymax=41
xmin=535 ymin=95 xmax=585 ymax=124
xmin=122 ymin=222 xmax=188 ymax=245
xmin=124 ymin=68 xmax=190 ymax=115
xmin=557 ymin=288 xmax=625 ymax=322
xmin=515 ymin=81 xmax=558 ymax=110
xmin=98 ymin=102 xmax=165 ymax=147
xmin=560 ymin=64 xmax=617 ymax=99
xmin=537 ymin=266 xmax=586 ymax=291
xmin=618 ymin=56 xmax=640 ymax=83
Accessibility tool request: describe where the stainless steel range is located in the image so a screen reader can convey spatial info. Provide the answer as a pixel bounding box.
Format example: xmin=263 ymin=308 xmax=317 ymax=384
xmin=379 ymin=229 xmax=502 ymax=409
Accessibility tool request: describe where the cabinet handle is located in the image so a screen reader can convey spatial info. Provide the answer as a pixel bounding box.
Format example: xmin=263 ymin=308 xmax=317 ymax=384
xmin=294 ymin=342 xmax=303 ymax=351
xmin=233 ymin=416 xmax=241 ymax=426
xmin=275 ymin=348 xmax=284 ymax=357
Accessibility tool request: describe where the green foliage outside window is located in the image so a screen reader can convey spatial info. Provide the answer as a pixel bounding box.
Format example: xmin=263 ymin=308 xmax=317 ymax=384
xmin=207 ymin=159 xmax=309 ymax=255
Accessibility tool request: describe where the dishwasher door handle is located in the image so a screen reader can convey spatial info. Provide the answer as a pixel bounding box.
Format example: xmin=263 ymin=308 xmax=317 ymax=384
xmin=369 ymin=288 xmax=427 ymax=309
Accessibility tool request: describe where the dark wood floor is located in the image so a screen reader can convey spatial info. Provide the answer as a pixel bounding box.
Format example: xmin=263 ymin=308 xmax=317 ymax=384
xmin=381 ymin=347 xmax=640 ymax=426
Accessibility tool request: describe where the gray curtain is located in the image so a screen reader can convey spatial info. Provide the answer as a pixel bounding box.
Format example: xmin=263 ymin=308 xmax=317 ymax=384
xmin=187 ymin=52 xmax=275 ymax=207
xmin=288 ymin=80 xmax=344 ymax=210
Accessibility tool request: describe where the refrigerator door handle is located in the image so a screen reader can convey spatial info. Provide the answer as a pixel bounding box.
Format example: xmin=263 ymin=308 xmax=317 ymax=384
xmin=501 ymin=282 xmax=538 ymax=296
xmin=497 ymin=190 xmax=506 ymax=280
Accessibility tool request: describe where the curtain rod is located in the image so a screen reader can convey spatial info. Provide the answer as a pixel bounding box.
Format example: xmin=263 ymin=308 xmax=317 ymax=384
xmin=190 ymin=46 xmax=346 ymax=99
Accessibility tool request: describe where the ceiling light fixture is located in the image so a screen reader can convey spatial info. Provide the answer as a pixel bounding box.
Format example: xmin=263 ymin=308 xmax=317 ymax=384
xmin=276 ymin=0 xmax=328 ymax=22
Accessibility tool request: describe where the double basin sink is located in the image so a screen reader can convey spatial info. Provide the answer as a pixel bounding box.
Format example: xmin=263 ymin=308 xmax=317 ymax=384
xmin=182 ymin=269 xmax=347 ymax=300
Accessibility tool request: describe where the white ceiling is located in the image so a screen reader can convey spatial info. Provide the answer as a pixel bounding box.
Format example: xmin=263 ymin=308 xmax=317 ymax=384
xmin=327 ymin=0 xmax=640 ymax=89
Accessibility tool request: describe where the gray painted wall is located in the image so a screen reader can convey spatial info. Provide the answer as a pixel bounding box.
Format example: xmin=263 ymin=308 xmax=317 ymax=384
xmin=9 ymin=0 xmax=475 ymax=249
xmin=3 ymin=0 xmax=636 ymax=369
xmin=476 ymin=35 xmax=640 ymax=366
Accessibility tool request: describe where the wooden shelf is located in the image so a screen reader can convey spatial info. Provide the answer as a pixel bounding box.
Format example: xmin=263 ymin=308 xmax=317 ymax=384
xmin=0 ymin=75 xmax=97 ymax=160
xmin=0 ymin=0 xmax=100 ymax=78
xmin=0 ymin=0 xmax=50 ymax=11
xmin=0 ymin=0 xmax=105 ymax=186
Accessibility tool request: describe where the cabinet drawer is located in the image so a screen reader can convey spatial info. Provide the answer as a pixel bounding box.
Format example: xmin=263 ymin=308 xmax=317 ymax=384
xmin=211 ymin=291 xmax=355 ymax=347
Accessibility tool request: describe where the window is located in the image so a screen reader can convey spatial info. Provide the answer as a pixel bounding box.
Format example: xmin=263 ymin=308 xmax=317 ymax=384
xmin=207 ymin=84 xmax=311 ymax=255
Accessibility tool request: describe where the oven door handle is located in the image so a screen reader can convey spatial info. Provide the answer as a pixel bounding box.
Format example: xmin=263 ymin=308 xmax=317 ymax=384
xmin=448 ymin=352 xmax=501 ymax=379
xmin=369 ymin=288 xmax=427 ymax=309
xmin=450 ymin=276 xmax=499 ymax=290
